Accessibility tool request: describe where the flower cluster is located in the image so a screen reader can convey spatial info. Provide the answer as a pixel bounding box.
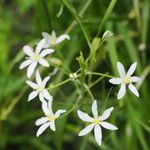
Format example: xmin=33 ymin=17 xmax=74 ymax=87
xmin=19 ymin=30 xmax=69 ymax=135
xmin=19 ymin=30 xmax=141 ymax=146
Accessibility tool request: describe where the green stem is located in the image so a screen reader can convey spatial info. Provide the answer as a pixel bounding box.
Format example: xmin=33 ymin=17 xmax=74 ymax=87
xmin=48 ymin=78 xmax=71 ymax=90
xmin=60 ymin=0 xmax=91 ymax=49
xmin=86 ymin=71 xmax=114 ymax=78
xmin=84 ymin=84 xmax=94 ymax=101
xmin=97 ymin=0 xmax=117 ymax=35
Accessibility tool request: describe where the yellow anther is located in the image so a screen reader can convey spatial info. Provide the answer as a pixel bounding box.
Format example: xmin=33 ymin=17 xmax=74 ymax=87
xmin=50 ymin=38 xmax=57 ymax=45
xmin=93 ymin=118 xmax=100 ymax=125
xmin=33 ymin=54 xmax=39 ymax=61
xmin=35 ymin=86 xmax=44 ymax=92
xmin=123 ymin=77 xmax=130 ymax=84
xmin=47 ymin=115 xmax=55 ymax=121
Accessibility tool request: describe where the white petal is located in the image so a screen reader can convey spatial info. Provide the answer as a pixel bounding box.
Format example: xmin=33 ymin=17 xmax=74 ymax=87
xmin=39 ymin=92 xmax=46 ymax=103
xmin=42 ymin=100 xmax=53 ymax=115
xmin=51 ymin=30 xmax=56 ymax=38
xmin=78 ymin=123 xmax=95 ymax=136
xmin=42 ymin=76 xmax=50 ymax=87
xmin=36 ymin=70 xmax=42 ymax=85
xmin=39 ymin=58 xmax=49 ymax=67
xmin=77 ymin=110 xmax=93 ymax=122
xmin=43 ymin=90 xmax=52 ymax=101
xmin=109 ymin=78 xmax=122 ymax=85
xmin=94 ymin=125 xmax=102 ymax=145
xmin=55 ymin=109 xmax=66 ymax=118
xmin=117 ymin=83 xmax=126 ymax=99
xmin=99 ymin=107 xmax=114 ymax=121
xmin=48 ymin=100 xmax=54 ymax=114
xmin=19 ymin=59 xmax=32 ymax=69
xmin=130 ymin=76 xmax=141 ymax=83
xmin=42 ymin=32 xmax=51 ymax=40
xmin=128 ymin=84 xmax=139 ymax=97
xmin=23 ymin=45 xmax=34 ymax=56
xmin=26 ymin=80 xmax=37 ymax=89
xmin=36 ymin=39 xmax=46 ymax=54
xmin=101 ymin=122 xmax=118 ymax=130
xmin=27 ymin=61 xmax=37 ymax=78
xmin=49 ymin=121 xmax=56 ymax=131
xmin=36 ymin=122 xmax=50 ymax=137
xmin=35 ymin=117 xmax=48 ymax=126
xmin=39 ymin=49 xmax=54 ymax=57
xmin=56 ymin=34 xmax=70 ymax=44
xmin=126 ymin=62 xmax=137 ymax=77
xmin=28 ymin=91 xmax=38 ymax=101
xmin=92 ymin=100 xmax=98 ymax=118
xmin=117 ymin=62 xmax=126 ymax=78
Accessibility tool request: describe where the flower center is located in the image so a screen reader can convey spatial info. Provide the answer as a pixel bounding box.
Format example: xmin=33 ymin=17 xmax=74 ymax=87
xmin=33 ymin=54 xmax=39 ymax=61
xmin=50 ymin=38 xmax=57 ymax=45
xmin=47 ymin=115 xmax=55 ymax=121
xmin=35 ymin=86 xmax=44 ymax=92
xmin=93 ymin=118 xmax=100 ymax=125
xmin=123 ymin=77 xmax=130 ymax=84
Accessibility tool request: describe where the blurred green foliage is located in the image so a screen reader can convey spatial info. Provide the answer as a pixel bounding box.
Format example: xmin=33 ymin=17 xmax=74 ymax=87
xmin=0 ymin=0 xmax=150 ymax=149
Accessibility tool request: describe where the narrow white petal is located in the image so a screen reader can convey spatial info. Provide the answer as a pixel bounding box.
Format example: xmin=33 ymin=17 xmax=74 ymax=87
xmin=55 ymin=109 xmax=66 ymax=118
xmin=130 ymin=76 xmax=141 ymax=83
xmin=78 ymin=123 xmax=95 ymax=136
xmin=92 ymin=100 xmax=98 ymax=118
xmin=51 ymin=30 xmax=56 ymax=37
xmin=39 ymin=58 xmax=49 ymax=67
xmin=50 ymin=121 xmax=56 ymax=131
xmin=42 ymin=32 xmax=51 ymax=40
xmin=94 ymin=125 xmax=102 ymax=145
xmin=42 ymin=76 xmax=50 ymax=87
xmin=77 ymin=110 xmax=93 ymax=122
xmin=36 ymin=39 xmax=46 ymax=53
xmin=48 ymin=101 xmax=54 ymax=115
xmin=99 ymin=107 xmax=114 ymax=121
xmin=39 ymin=49 xmax=54 ymax=57
xmin=126 ymin=62 xmax=137 ymax=77
xmin=117 ymin=62 xmax=126 ymax=78
xmin=39 ymin=92 xmax=46 ymax=103
xmin=42 ymin=100 xmax=52 ymax=116
xmin=128 ymin=84 xmax=139 ymax=97
xmin=27 ymin=61 xmax=37 ymax=78
xmin=36 ymin=122 xmax=50 ymax=137
xmin=19 ymin=59 xmax=32 ymax=69
xmin=101 ymin=122 xmax=118 ymax=130
xmin=26 ymin=80 xmax=37 ymax=89
xmin=117 ymin=83 xmax=126 ymax=99
xmin=43 ymin=90 xmax=52 ymax=101
xmin=28 ymin=91 xmax=38 ymax=101
xmin=36 ymin=70 xmax=42 ymax=85
xmin=56 ymin=34 xmax=70 ymax=44
xmin=23 ymin=45 xmax=34 ymax=56
xmin=109 ymin=78 xmax=122 ymax=85
xmin=35 ymin=117 xmax=48 ymax=126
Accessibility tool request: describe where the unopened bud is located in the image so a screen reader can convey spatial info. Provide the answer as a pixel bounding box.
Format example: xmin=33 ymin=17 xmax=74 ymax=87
xmin=69 ymin=73 xmax=78 ymax=81
xmin=102 ymin=30 xmax=113 ymax=41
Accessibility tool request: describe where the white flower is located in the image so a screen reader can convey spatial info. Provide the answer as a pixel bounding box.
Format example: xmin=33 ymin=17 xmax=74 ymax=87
xmin=35 ymin=100 xmax=66 ymax=137
xmin=26 ymin=70 xmax=52 ymax=102
xmin=42 ymin=30 xmax=70 ymax=48
xmin=19 ymin=39 xmax=54 ymax=78
xmin=109 ymin=62 xmax=141 ymax=99
xmin=77 ymin=100 xmax=118 ymax=145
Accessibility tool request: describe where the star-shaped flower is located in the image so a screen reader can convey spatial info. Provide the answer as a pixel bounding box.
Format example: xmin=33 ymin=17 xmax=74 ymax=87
xmin=109 ymin=62 xmax=141 ymax=99
xmin=35 ymin=100 xmax=66 ymax=137
xmin=77 ymin=100 xmax=118 ymax=145
xmin=19 ymin=39 xmax=54 ymax=78
xmin=42 ymin=30 xmax=70 ymax=48
xmin=26 ymin=70 xmax=52 ymax=102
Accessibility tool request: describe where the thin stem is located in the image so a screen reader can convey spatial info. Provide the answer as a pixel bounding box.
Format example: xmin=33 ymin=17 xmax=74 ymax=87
xmin=97 ymin=0 xmax=117 ymax=35
xmin=84 ymin=84 xmax=94 ymax=101
xmin=60 ymin=0 xmax=91 ymax=49
xmin=48 ymin=78 xmax=71 ymax=90
xmin=86 ymin=71 xmax=114 ymax=78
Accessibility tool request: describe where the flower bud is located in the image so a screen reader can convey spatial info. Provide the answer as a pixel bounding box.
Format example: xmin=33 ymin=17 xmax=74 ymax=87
xmin=102 ymin=30 xmax=113 ymax=41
